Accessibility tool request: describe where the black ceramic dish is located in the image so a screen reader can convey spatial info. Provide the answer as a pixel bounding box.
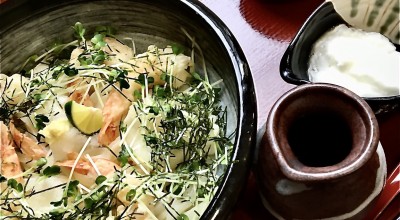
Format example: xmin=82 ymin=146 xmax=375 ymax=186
xmin=280 ymin=1 xmax=400 ymax=115
xmin=0 ymin=0 xmax=257 ymax=219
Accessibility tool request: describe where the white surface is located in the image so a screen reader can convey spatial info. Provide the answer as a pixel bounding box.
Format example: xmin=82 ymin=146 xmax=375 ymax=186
xmin=308 ymin=24 xmax=400 ymax=97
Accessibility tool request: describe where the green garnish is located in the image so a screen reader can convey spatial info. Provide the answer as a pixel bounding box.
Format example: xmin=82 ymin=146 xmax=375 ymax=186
xmin=78 ymin=50 xmax=107 ymax=65
xmin=171 ymin=43 xmax=185 ymax=55
xmin=0 ymin=22 xmax=233 ymax=220
xmin=178 ymin=214 xmax=190 ymax=220
xmin=8 ymin=179 xmax=23 ymax=192
xmin=36 ymin=157 xmax=48 ymax=167
xmin=35 ymin=114 xmax=50 ymax=130
xmin=95 ymin=176 xmax=107 ymax=185
xmin=0 ymin=175 xmax=7 ymax=183
xmin=95 ymin=25 xmax=116 ymax=37
xmin=63 ymin=66 xmax=79 ymax=77
xmin=91 ymin=34 xmax=107 ymax=50
xmin=42 ymin=165 xmax=61 ymax=177
xmin=125 ymin=189 xmax=136 ymax=201
xmin=118 ymin=144 xmax=130 ymax=167
xmin=73 ymin=22 xmax=86 ymax=42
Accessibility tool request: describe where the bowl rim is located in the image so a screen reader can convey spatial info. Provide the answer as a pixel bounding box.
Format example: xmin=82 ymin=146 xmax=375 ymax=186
xmin=0 ymin=0 xmax=258 ymax=219
xmin=179 ymin=1 xmax=257 ymax=219
xmin=279 ymin=1 xmax=400 ymax=102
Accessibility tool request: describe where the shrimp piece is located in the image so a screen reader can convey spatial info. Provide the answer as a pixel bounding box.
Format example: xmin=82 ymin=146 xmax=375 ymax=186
xmin=55 ymin=157 xmax=120 ymax=187
xmin=69 ymin=90 xmax=94 ymax=107
xmin=0 ymin=122 xmax=23 ymax=181
xmin=9 ymin=122 xmax=47 ymax=160
xmin=55 ymin=159 xmax=92 ymax=175
xmin=56 ymin=153 xmax=119 ymax=176
xmin=98 ymin=46 xmax=191 ymax=147
xmin=96 ymin=37 xmax=135 ymax=133
xmin=98 ymin=65 xmax=142 ymax=146
xmin=67 ymin=73 xmax=94 ymax=107
xmin=100 ymin=45 xmax=192 ymax=147
xmin=90 ymin=158 xmax=120 ymax=175
xmin=98 ymin=90 xmax=131 ymax=146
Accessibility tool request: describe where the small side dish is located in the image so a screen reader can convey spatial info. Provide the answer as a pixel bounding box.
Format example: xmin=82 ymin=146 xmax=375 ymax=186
xmin=280 ymin=0 xmax=400 ymax=114
xmin=308 ymin=24 xmax=400 ymax=97
xmin=0 ymin=23 xmax=233 ymax=219
xmin=308 ymin=0 xmax=400 ymax=98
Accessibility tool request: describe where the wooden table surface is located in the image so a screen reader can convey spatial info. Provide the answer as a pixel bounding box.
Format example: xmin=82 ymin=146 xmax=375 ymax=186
xmin=199 ymin=0 xmax=400 ymax=219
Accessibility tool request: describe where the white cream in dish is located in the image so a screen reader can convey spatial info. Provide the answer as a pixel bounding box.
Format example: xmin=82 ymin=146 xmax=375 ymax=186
xmin=308 ymin=24 xmax=400 ymax=97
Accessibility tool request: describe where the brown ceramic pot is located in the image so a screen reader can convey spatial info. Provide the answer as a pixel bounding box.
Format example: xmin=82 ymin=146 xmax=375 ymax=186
xmin=257 ymin=83 xmax=387 ymax=220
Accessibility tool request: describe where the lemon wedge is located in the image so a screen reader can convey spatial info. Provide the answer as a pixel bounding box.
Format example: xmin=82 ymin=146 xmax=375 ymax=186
xmin=65 ymin=101 xmax=103 ymax=135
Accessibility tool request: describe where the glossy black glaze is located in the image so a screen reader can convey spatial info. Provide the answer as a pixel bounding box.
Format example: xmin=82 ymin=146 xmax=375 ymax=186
xmin=280 ymin=1 xmax=400 ymax=115
xmin=0 ymin=0 xmax=257 ymax=219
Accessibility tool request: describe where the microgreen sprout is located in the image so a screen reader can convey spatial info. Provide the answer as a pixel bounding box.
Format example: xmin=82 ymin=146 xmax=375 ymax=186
xmin=0 ymin=22 xmax=233 ymax=220
xmin=118 ymin=144 xmax=130 ymax=167
xmin=171 ymin=43 xmax=185 ymax=55
xmin=91 ymin=34 xmax=107 ymax=50
xmin=35 ymin=114 xmax=49 ymax=130
xmin=73 ymin=22 xmax=86 ymax=42
xmin=42 ymin=165 xmax=61 ymax=177
xmin=95 ymin=25 xmax=116 ymax=37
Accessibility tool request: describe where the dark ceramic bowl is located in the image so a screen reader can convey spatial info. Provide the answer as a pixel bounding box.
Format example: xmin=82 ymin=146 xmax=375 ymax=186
xmin=280 ymin=1 xmax=400 ymax=115
xmin=0 ymin=0 xmax=257 ymax=219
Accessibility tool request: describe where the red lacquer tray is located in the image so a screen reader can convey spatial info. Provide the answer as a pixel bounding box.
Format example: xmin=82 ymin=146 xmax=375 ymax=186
xmin=199 ymin=0 xmax=399 ymax=219
xmin=1 ymin=0 xmax=398 ymax=219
